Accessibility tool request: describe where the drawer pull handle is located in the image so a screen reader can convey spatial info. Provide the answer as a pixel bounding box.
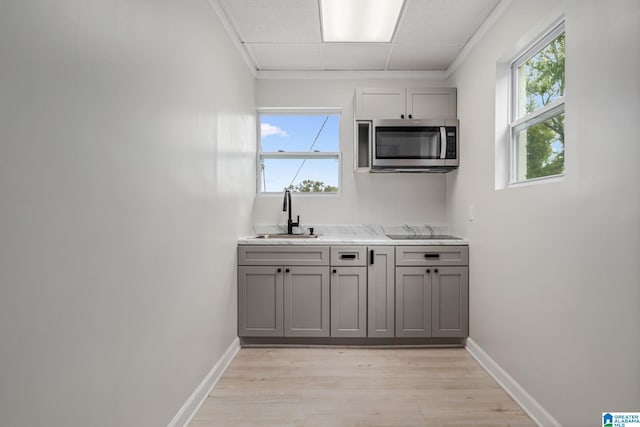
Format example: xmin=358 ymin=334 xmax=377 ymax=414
xmin=424 ymin=254 xmax=440 ymax=259
xmin=340 ymin=254 xmax=356 ymax=260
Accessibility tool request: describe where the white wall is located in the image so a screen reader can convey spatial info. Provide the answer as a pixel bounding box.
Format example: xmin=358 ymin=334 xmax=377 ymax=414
xmin=448 ymin=1 xmax=640 ymax=425
xmin=0 ymin=1 xmax=255 ymax=426
xmin=254 ymin=79 xmax=450 ymax=226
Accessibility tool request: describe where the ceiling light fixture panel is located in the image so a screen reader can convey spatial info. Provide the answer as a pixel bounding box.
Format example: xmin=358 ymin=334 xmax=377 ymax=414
xmin=320 ymin=0 xmax=405 ymax=43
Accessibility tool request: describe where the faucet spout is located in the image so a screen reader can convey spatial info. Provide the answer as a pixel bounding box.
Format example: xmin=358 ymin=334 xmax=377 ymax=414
xmin=282 ymin=188 xmax=299 ymax=234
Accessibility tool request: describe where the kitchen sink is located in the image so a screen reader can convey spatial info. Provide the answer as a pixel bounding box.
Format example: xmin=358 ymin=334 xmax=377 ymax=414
xmin=252 ymin=234 xmax=322 ymax=239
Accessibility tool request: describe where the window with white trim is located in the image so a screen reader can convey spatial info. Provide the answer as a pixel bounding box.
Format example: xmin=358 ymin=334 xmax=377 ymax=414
xmin=258 ymin=111 xmax=340 ymax=193
xmin=510 ymin=20 xmax=565 ymax=183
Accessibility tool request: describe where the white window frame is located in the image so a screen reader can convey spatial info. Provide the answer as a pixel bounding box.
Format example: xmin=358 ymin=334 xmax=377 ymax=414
xmin=257 ymin=108 xmax=342 ymax=195
xmin=509 ymin=19 xmax=565 ymax=185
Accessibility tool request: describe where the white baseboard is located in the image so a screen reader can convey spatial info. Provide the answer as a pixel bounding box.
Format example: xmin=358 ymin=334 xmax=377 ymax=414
xmin=465 ymin=338 xmax=561 ymax=427
xmin=167 ymin=337 xmax=240 ymax=427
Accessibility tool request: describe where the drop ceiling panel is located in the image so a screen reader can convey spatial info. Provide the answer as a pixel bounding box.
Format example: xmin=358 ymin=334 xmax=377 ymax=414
xmin=394 ymin=0 xmax=500 ymax=44
xmin=388 ymin=44 xmax=461 ymax=71
xmin=213 ymin=0 xmax=502 ymax=73
xmin=247 ymin=43 xmax=322 ymax=70
xmin=322 ymin=44 xmax=391 ymax=70
xmin=219 ymin=0 xmax=321 ymax=43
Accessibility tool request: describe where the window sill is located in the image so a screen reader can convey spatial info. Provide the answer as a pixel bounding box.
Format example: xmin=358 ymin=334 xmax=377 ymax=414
xmin=507 ymin=173 xmax=564 ymax=189
xmin=257 ymin=191 xmax=341 ymax=198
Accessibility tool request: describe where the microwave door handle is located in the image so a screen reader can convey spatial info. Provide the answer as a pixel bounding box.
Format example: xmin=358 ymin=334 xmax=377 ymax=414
xmin=440 ymin=127 xmax=447 ymax=159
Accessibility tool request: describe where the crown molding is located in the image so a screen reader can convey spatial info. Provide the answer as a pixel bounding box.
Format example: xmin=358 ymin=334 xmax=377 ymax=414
xmin=446 ymin=0 xmax=512 ymax=78
xmin=206 ymin=0 xmax=258 ymax=78
xmin=255 ymin=69 xmax=449 ymax=81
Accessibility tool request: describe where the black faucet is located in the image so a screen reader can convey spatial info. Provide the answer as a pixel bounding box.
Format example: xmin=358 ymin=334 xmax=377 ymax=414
xmin=282 ymin=188 xmax=299 ymax=235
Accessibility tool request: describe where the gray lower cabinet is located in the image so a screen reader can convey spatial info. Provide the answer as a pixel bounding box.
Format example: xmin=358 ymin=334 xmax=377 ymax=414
xmin=367 ymin=247 xmax=395 ymax=338
xmin=239 ymin=244 xmax=468 ymax=339
xmin=432 ymin=266 xmax=469 ymax=337
xmin=284 ymin=266 xmax=330 ymax=337
xmin=330 ymin=266 xmax=367 ymax=337
xmin=238 ymin=266 xmax=283 ymax=337
xmin=395 ymin=267 xmax=431 ymax=337
xmin=395 ymin=246 xmax=469 ymax=338
xmin=238 ymin=246 xmax=330 ymax=338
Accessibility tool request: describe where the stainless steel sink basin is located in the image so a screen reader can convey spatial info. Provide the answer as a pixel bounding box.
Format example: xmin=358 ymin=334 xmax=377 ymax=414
xmin=252 ymin=234 xmax=321 ymax=239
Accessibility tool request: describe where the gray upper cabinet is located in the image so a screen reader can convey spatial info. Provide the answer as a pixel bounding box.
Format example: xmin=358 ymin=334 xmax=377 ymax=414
xmin=330 ymin=266 xmax=367 ymax=337
xmin=368 ymin=246 xmax=395 ymax=338
xmin=395 ymin=267 xmax=432 ymax=337
xmin=284 ymin=266 xmax=330 ymax=337
xmin=431 ymin=266 xmax=469 ymax=338
xmin=355 ymin=87 xmax=457 ymax=120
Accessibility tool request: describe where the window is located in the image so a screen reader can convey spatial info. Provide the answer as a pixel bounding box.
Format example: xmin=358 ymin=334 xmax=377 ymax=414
xmin=258 ymin=111 xmax=340 ymax=194
xmin=510 ymin=20 xmax=565 ymax=184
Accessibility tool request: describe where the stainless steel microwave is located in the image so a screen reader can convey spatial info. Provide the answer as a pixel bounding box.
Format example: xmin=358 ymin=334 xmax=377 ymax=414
xmin=370 ymin=119 xmax=459 ymax=172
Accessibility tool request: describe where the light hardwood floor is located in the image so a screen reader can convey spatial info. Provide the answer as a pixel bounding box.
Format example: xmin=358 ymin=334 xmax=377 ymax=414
xmin=189 ymin=347 xmax=535 ymax=427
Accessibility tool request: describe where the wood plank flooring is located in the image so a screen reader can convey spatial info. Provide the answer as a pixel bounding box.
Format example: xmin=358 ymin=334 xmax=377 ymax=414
xmin=189 ymin=348 xmax=535 ymax=427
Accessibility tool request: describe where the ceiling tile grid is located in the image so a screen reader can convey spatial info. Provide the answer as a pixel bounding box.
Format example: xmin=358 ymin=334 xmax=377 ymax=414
xmin=217 ymin=0 xmax=501 ymax=73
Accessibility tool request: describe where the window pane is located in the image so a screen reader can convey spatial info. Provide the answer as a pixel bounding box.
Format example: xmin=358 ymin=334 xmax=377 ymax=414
xmin=515 ymin=113 xmax=565 ymax=181
xmin=259 ymin=158 xmax=339 ymax=193
xmin=260 ymin=114 xmax=340 ymax=152
xmin=517 ymin=33 xmax=565 ymax=118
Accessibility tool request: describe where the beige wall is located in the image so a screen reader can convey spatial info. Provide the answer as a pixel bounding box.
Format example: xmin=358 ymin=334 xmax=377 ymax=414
xmin=448 ymin=0 xmax=640 ymax=425
xmin=0 ymin=1 xmax=255 ymax=426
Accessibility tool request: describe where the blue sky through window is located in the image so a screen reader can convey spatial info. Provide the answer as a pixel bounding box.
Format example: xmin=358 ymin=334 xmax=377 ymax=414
xmin=259 ymin=114 xmax=340 ymax=192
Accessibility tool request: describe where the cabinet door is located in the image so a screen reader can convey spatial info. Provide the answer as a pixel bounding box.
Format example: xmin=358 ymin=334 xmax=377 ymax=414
xmin=395 ymin=267 xmax=431 ymax=337
xmin=406 ymin=87 xmax=457 ymax=119
xmin=331 ymin=267 xmax=367 ymax=337
xmin=238 ymin=266 xmax=283 ymax=337
xmin=367 ymin=247 xmax=395 ymax=337
xmin=355 ymin=88 xmax=405 ymax=120
xmin=432 ymin=267 xmax=469 ymax=337
xmin=284 ymin=266 xmax=330 ymax=337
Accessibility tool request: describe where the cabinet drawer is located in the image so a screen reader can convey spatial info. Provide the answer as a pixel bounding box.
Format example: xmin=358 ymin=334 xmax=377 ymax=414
xmin=395 ymin=246 xmax=468 ymax=266
xmin=330 ymin=246 xmax=367 ymax=266
xmin=238 ymin=246 xmax=330 ymax=266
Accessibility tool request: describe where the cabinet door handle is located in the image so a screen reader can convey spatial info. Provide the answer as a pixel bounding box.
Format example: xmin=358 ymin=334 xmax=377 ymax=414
xmin=434 ymin=269 xmax=438 ymax=274
xmin=332 ymin=269 xmax=337 ymax=274
xmin=426 ymin=269 xmax=431 ymax=274
xmin=400 ymin=114 xmax=405 ymax=119
xmin=285 ymin=268 xmax=290 ymax=273
xmin=370 ymin=250 xmax=374 ymax=265
xmin=277 ymin=268 xmax=282 ymax=273
xmin=408 ymin=114 xmax=413 ymax=119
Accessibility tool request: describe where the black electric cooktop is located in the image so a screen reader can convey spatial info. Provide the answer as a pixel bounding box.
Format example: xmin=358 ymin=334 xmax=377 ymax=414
xmin=385 ymin=234 xmax=462 ymax=240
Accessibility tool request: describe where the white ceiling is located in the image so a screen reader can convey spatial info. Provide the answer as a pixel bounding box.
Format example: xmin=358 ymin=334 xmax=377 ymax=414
xmin=215 ymin=0 xmax=502 ymax=74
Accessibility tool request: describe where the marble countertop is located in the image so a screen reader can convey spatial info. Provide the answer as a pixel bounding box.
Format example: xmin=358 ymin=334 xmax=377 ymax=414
xmin=238 ymin=224 xmax=468 ymax=246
